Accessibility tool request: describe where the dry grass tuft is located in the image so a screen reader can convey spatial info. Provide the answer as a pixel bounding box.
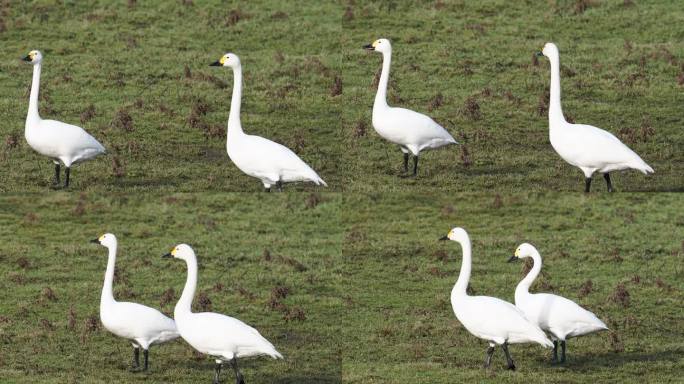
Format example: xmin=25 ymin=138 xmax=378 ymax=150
xmin=460 ymin=145 xmax=472 ymax=168
xmin=427 ymin=92 xmax=444 ymax=112
xmin=578 ymin=279 xmax=594 ymax=298
xmin=330 ymin=75 xmax=342 ymax=96
xmin=305 ymin=193 xmax=322 ymax=209
xmin=462 ymin=96 xmax=481 ymax=120
xmin=80 ymin=104 xmax=96 ymax=124
xmin=353 ymin=119 xmax=367 ymax=138
xmin=609 ymin=283 xmax=630 ymax=307
xmin=112 ymin=109 xmax=133 ymax=132
xmin=4 ymin=132 xmax=19 ymax=150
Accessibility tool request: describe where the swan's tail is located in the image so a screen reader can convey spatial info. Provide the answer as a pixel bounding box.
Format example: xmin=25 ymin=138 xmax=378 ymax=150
xmin=629 ymin=155 xmax=654 ymax=174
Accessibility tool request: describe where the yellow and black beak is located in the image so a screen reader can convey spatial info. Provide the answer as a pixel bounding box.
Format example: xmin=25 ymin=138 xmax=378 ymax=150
xmin=209 ymin=60 xmax=221 ymax=66
xmin=90 ymin=238 xmax=101 ymax=244
xmin=438 ymin=235 xmax=449 ymax=241
xmin=535 ymin=51 xmax=543 ymax=57
xmin=363 ymin=43 xmax=375 ymax=51
xmin=507 ymin=256 xmax=518 ymax=263
xmin=162 ymin=252 xmax=172 ymax=258
xmin=22 ymin=55 xmax=32 ymax=62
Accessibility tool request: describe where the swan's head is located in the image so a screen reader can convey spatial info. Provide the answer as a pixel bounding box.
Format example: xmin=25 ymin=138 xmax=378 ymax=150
xmin=210 ymin=53 xmax=240 ymax=68
xmin=22 ymin=50 xmax=43 ymax=65
xmin=363 ymin=38 xmax=391 ymax=53
xmin=508 ymin=242 xmax=537 ymax=262
xmin=537 ymin=42 xmax=558 ymax=59
xmin=162 ymin=243 xmax=195 ymax=261
xmin=91 ymin=233 xmax=117 ymax=248
xmin=439 ymin=227 xmax=469 ymax=243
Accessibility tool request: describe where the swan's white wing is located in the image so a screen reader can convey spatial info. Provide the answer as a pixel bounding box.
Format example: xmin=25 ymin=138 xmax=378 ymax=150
xmin=34 ymin=119 xmax=105 ymax=163
xmin=182 ymin=312 xmax=281 ymax=359
xmin=527 ymin=293 xmax=607 ymax=338
xmin=230 ymin=135 xmax=325 ymax=185
xmin=103 ymin=302 xmax=178 ymax=343
xmin=372 ymin=107 xmax=457 ymax=152
xmin=554 ymin=123 xmax=652 ymax=174
xmin=455 ymin=296 xmax=552 ymax=347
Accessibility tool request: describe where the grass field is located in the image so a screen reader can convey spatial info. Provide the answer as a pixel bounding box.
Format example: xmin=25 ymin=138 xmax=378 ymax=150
xmin=0 ymin=192 xmax=344 ymax=383
xmin=0 ymin=2 xmax=683 ymax=384
xmin=342 ymin=192 xmax=683 ymax=383
xmin=342 ymin=0 xmax=684 ymax=192
xmin=0 ymin=1 xmax=343 ymax=192
xmin=0 ymin=1 xmax=682 ymax=192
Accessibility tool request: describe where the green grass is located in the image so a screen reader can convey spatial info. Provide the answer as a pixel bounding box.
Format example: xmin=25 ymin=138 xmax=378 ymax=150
xmin=342 ymin=0 xmax=684 ymax=192
xmin=0 ymin=1 xmax=343 ymax=192
xmin=0 ymin=2 xmax=683 ymax=384
xmin=0 ymin=1 xmax=682 ymax=192
xmin=0 ymin=192 xmax=344 ymax=383
xmin=341 ymin=192 xmax=683 ymax=383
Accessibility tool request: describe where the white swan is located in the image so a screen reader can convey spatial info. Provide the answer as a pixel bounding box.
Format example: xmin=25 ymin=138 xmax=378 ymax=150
xmin=91 ymin=234 xmax=179 ymax=371
xmin=508 ymin=243 xmax=608 ymax=363
xmin=163 ymin=244 xmax=282 ymax=383
xmin=440 ymin=228 xmax=553 ymax=370
xmin=363 ymin=38 xmax=457 ymax=176
xmin=538 ymin=42 xmax=653 ymax=192
xmin=23 ymin=50 xmax=105 ymax=188
xmin=209 ymin=53 xmax=326 ymax=192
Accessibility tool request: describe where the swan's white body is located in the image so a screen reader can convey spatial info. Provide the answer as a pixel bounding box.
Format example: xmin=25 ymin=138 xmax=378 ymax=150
xmin=24 ymin=51 xmax=105 ymax=168
xmin=445 ymin=228 xmax=553 ymax=348
xmin=96 ymin=234 xmax=179 ymax=351
xmin=512 ymin=244 xmax=608 ymax=341
xmin=542 ymin=43 xmax=653 ymax=179
xmin=169 ymin=244 xmax=282 ymax=362
xmin=214 ymin=53 xmax=326 ymax=190
xmin=368 ymin=39 xmax=457 ymax=156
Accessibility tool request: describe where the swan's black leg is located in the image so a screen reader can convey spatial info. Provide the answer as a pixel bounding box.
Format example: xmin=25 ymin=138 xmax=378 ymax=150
xmin=584 ymin=177 xmax=592 ymax=193
xmin=412 ymin=155 xmax=419 ymax=176
xmin=53 ymin=163 xmax=61 ymax=185
xmin=502 ymin=342 xmax=516 ymax=370
xmin=484 ymin=345 xmax=495 ymax=368
xmin=560 ymin=340 xmax=567 ymax=363
xmin=232 ymin=358 xmax=245 ymax=384
xmin=276 ymin=180 xmax=283 ymax=192
xmin=402 ymin=152 xmax=409 ymax=173
xmin=604 ymin=173 xmax=613 ymax=192
xmin=64 ymin=167 xmax=70 ymax=188
xmin=131 ymin=347 xmax=140 ymax=370
xmin=265 ymin=187 xmax=271 ymax=192
xmin=551 ymin=340 xmax=559 ymax=363
xmin=213 ymin=361 xmax=222 ymax=384
xmin=143 ymin=349 xmax=149 ymax=371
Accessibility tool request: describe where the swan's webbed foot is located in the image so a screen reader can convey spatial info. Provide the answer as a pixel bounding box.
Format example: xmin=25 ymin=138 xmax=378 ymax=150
xmin=502 ymin=342 xmax=516 ymax=371
xmin=603 ymin=173 xmax=613 ymax=192
xmin=584 ymin=177 xmax=592 ymax=193
xmin=213 ymin=361 xmax=222 ymax=384
xmin=483 ymin=345 xmax=495 ymax=368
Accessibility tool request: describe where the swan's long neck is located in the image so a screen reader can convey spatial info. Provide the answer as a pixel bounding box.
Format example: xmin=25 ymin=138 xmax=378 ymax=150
xmin=27 ymin=63 xmax=42 ymax=124
xmin=374 ymin=49 xmax=391 ymax=109
xmin=100 ymin=245 xmax=117 ymax=306
xmin=452 ymin=238 xmax=472 ymax=297
xmin=175 ymin=256 xmax=198 ymax=317
xmin=548 ymin=52 xmax=565 ymax=124
xmin=515 ymin=251 xmax=542 ymax=301
xmin=227 ymin=64 xmax=244 ymax=145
